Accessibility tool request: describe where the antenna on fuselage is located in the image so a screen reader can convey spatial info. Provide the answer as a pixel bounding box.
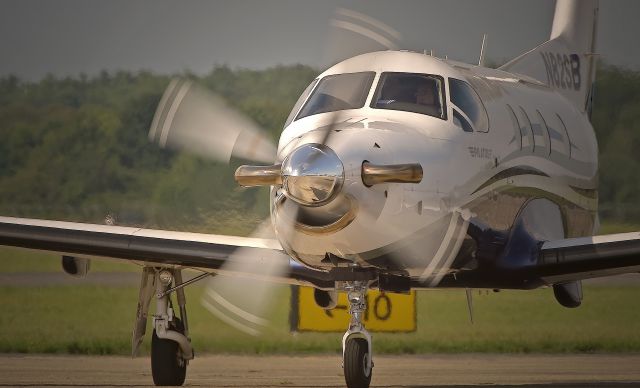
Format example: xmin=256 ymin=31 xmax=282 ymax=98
xmin=465 ymin=288 xmax=474 ymax=324
xmin=478 ymin=33 xmax=488 ymax=66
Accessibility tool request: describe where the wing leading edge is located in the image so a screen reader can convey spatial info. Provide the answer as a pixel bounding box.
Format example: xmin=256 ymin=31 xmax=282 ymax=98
xmin=415 ymin=230 xmax=640 ymax=290
xmin=0 ymin=216 xmax=333 ymax=288
xmin=537 ymin=231 xmax=640 ymax=284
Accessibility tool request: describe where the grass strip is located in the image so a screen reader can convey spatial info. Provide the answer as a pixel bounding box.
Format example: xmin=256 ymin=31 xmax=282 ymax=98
xmin=1 ymin=284 xmax=640 ymax=355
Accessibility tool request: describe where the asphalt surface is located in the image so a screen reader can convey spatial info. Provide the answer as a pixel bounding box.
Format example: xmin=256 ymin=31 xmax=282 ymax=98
xmin=1 ymin=354 xmax=640 ymax=387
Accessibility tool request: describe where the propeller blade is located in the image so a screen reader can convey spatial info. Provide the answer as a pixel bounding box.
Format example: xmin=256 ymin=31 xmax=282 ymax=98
xmin=324 ymin=7 xmax=402 ymax=66
xmin=319 ymin=8 xmax=403 ymax=145
xmin=317 ymin=112 xmax=345 ymax=147
xmin=149 ymin=78 xmax=276 ymax=164
xmin=354 ymin=192 xmax=470 ymax=288
xmin=200 ymin=219 xmax=291 ymax=336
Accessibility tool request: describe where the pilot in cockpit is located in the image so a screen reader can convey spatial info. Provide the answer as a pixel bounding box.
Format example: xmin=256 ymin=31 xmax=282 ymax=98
xmin=374 ymin=73 xmax=443 ymax=119
xmin=414 ymin=78 xmax=440 ymax=117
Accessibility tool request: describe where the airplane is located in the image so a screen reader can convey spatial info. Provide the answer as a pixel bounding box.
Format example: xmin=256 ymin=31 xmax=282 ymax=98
xmin=1 ymin=0 xmax=639 ymax=387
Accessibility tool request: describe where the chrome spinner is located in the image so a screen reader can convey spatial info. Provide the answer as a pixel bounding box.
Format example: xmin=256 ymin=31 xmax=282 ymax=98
xmin=281 ymin=143 xmax=344 ymax=207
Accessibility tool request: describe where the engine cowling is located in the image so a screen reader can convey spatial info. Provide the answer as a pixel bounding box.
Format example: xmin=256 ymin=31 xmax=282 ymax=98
xmin=62 ymin=255 xmax=90 ymax=277
xmin=553 ymin=281 xmax=583 ymax=308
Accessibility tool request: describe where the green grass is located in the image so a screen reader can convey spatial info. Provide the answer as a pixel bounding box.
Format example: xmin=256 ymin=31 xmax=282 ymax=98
xmin=599 ymin=221 xmax=640 ymax=234
xmin=1 ymin=284 xmax=640 ymax=355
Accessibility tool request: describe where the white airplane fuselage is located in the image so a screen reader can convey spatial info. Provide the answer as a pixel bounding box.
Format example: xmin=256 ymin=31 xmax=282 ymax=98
xmin=272 ymin=51 xmax=598 ymax=281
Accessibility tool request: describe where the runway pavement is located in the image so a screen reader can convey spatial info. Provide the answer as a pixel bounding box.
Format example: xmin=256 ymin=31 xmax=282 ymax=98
xmin=1 ymin=353 xmax=640 ymax=387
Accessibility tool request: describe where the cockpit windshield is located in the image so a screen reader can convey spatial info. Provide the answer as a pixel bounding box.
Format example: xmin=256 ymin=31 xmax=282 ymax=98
xmin=371 ymin=72 xmax=446 ymax=120
xmin=296 ymin=72 xmax=375 ymax=120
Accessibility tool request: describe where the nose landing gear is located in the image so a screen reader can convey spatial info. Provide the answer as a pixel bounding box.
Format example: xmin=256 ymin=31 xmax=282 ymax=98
xmin=342 ymin=281 xmax=373 ymax=388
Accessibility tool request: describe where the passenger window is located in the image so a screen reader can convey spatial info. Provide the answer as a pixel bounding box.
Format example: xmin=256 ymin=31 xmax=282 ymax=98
xmin=285 ymin=79 xmax=318 ymax=127
xmin=449 ymin=78 xmax=489 ymax=132
xmin=371 ymin=72 xmax=446 ymax=119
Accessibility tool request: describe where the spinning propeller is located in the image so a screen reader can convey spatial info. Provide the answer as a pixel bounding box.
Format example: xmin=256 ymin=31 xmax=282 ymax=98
xmin=148 ymin=8 xmax=451 ymax=335
xmin=148 ymin=78 xmax=276 ymax=164
xmin=148 ymin=76 xmax=288 ymax=335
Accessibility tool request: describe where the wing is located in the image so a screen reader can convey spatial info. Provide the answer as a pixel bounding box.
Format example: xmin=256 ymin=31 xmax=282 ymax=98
xmin=537 ymin=231 xmax=640 ymax=284
xmin=418 ymin=230 xmax=640 ymax=290
xmin=0 ymin=216 xmax=332 ymax=288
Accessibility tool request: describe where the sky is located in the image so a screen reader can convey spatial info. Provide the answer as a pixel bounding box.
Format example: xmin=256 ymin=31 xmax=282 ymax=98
xmin=1 ymin=0 xmax=638 ymax=81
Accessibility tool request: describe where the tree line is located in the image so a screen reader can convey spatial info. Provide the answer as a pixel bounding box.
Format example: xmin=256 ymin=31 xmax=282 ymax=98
xmin=0 ymin=62 xmax=637 ymax=234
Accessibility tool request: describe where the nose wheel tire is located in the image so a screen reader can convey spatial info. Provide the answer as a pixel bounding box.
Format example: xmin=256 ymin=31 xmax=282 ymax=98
xmin=344 ymin=337 xmax=372 ymax=388
xmin=151 ymin=320 xmax=187 ymax=386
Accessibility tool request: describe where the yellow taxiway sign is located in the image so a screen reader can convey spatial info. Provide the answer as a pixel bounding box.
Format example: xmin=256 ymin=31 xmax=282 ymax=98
xmin=290 ymin=286 xmax=416 ymax=332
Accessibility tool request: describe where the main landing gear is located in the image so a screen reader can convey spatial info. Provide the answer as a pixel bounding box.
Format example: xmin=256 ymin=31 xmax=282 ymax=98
xmin=151 ymin=269 xmax=194 ymax=386
xmin=342 ymin=281 xmax=373 ymax=388
xmin=133 ymin=267 xmax=198 ymax=386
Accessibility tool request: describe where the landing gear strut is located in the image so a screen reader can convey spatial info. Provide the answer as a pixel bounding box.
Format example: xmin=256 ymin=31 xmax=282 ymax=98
xmin=133 ymin=267 xmax=211 ymax=386
xmin=130 ymin=268 xmax=195 ymax=386
xmin=342 ymin=281 xmax=373 ymax=388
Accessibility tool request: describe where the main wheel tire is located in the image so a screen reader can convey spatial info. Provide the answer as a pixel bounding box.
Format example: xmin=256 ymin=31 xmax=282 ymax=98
xmin=151 ymin=320 xmax=187 ymax=386
xmin=344 ymin=337 xmax=372 ymax=388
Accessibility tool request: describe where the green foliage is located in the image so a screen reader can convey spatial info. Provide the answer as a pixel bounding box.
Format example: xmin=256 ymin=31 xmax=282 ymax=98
xmin=591 ymin=63 xmax=640 ymax=221
xmin=0 ymin=66 xmax=317 ymax=232
xmin=202 ymin=65 xmax=317 ymax=140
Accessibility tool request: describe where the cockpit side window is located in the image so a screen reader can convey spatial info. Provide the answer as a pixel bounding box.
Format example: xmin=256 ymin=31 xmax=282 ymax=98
xmin=295 ymin=72 xmax=375 ymax=121
xmin=370 ymin=72 xmax=446 ymax=120
xmin=285 ymin=79 xmax=318 ymax=127
xmin=449 ymin=78 xmax=489 ymax=132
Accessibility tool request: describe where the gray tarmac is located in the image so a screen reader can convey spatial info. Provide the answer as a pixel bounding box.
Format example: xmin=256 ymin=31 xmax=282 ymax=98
xmin=1 ymin=354 xmax=640 ymax=387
